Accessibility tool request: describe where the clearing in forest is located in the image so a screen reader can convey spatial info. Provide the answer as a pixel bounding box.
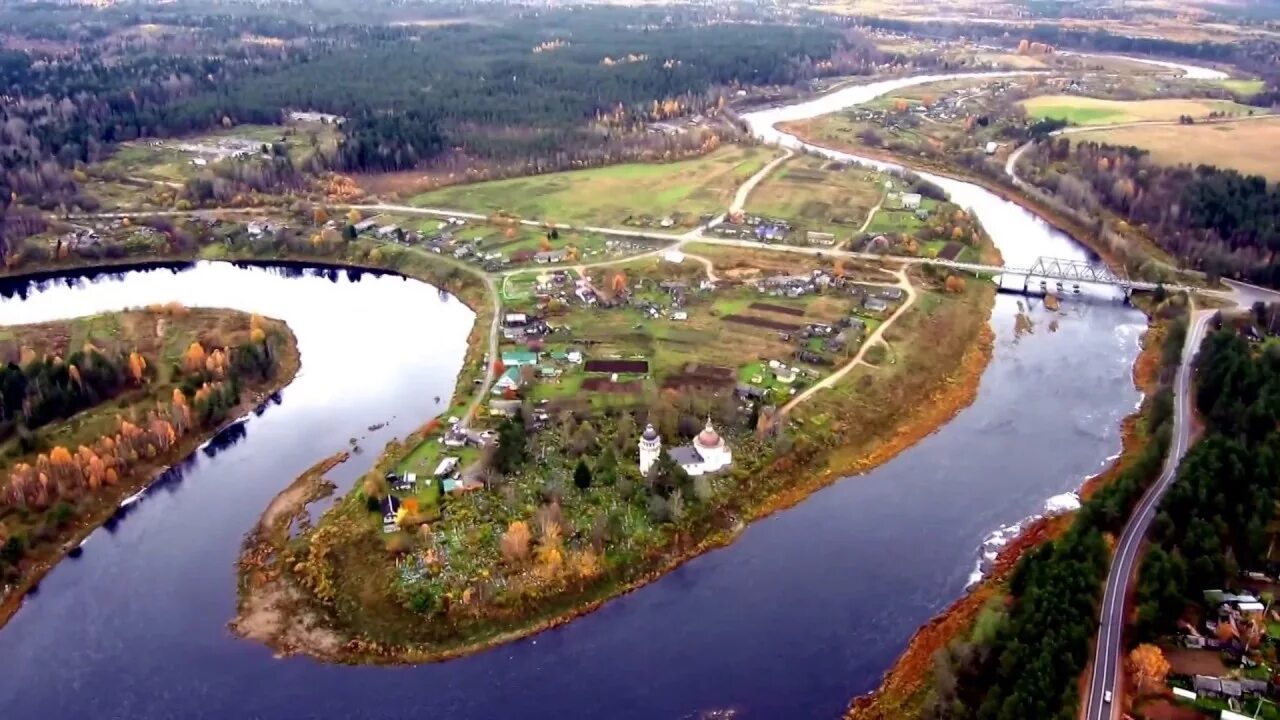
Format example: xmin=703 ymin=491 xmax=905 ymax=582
xmin=408 ymin=146 xmax=771 ymax=228
xmin=1019 ymin=95 xmax=1261 ymax=125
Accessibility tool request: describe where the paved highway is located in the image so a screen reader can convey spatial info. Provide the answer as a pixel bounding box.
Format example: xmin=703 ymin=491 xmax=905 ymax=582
xmin=1085 ymin=309 xmax=1213 ymax=719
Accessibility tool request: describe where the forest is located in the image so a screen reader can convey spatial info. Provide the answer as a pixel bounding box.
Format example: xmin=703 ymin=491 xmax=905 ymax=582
xmin=169 ymin=15 xmax=857 ymax=172
xmin=853 ymin=15 xmax=1280 ymax=102
xmin=0 ymin=311 xmax=289 ymax=588
xmin=923 ymin=301 xmax=1192 ymax=720
xmin=0 ymin=348 xmax=128 ymax=450
xmin=1021 ymin=139 xmax=1280 ymax=287
xmin=0 ymin=4 xmax=879 ymax=254
xmin=1134 ymin=312 xmax=1280 ymax=638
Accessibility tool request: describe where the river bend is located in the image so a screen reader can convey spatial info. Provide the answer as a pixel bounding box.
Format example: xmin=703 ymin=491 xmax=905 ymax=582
xmin=0 ymin=69 xmax=1153 ymax=718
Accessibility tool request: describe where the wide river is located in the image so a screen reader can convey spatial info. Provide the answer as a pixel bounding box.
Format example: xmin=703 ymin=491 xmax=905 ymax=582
xmin=0 ymin=72 xmax=1153 ymax=719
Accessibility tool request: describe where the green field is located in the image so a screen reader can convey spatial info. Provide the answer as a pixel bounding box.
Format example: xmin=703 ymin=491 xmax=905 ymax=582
xmin=867 ymin=207 xmax=926 ymax=235
xmin=409 ymin=146 xmax=773 ymax=227
xmin=744 ymin=155 xmax=885 ymax=238
xmin=1216 ymin=78 xmax=1266 ymax=95
xmin=1020 ymin=95 xmax=1261 ymax=126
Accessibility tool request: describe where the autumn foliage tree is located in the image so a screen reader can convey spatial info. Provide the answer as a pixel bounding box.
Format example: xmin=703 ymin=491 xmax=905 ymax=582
xmin=182 ymin=342 xmax=207 ymax=374
xmin=128 ymin=352 xmax=147 ymax=385
xmin=1127 ymin=644 xmax=1170 ymax=690
xmin=500 ymin=520 xmax=531 ymax=565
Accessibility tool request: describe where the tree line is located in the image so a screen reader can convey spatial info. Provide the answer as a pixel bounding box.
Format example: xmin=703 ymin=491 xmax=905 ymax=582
xmin=1022 ymin=139 xmax=1280 ymax=287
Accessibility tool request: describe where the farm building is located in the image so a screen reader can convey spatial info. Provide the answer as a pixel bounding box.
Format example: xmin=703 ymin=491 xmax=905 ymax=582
xmin=501 ymin=350 xmax=540 ymax=367
xmin=433 ymin=457 xmax=460 ymax=478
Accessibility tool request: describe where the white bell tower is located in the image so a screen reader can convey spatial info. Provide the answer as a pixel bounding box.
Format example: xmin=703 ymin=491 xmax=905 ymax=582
xmin=639 ymin=424 xmax=662 ymax=476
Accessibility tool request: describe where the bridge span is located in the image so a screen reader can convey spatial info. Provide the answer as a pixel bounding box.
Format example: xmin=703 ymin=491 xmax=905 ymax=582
xmin=922 ymin=255 xmax=1194 ymax=295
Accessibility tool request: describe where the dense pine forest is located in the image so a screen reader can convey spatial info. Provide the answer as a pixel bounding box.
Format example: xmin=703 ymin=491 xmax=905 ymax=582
xmin=1134 ymin=309 xmax=1280 ymax=638
xmin=175 ymin=17 xmax=852 ymax=172
xmin=1021 ymin=139 xmax=1280 ymax=288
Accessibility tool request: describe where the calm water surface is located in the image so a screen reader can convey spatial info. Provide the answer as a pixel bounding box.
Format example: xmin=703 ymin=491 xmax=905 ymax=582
xmin=0 ymin=75 xmax=1149 ymax=718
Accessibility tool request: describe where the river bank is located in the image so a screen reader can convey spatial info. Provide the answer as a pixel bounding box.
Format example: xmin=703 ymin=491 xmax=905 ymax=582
xmin=844 ymin=304 xmax=1172 ymax=720
xmin=776 ymin=119 xmax=1137 ymax=274
xmin=234 ymin=265 xmax=999 ymax=664
xmin=0 ymin=308 xmax=301 ymax=632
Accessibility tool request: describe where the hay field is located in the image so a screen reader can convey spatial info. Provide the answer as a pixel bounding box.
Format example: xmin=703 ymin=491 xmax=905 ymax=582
xmin=1072 ymin=118 xmax=1280 ymax=181
xmin=410 ymin=146 xmax=772 ymax=227
xmin=1020 ymin=95 xmax=1259 ymax=125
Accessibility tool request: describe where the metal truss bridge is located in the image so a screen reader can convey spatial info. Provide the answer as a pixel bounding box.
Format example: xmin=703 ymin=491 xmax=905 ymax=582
xmin=923 ymin=255 xmax=1187 ymax=294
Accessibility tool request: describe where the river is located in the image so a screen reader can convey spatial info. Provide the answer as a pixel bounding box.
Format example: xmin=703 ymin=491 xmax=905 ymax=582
xmin=0 ymin=74 xmax=1150 ymax=719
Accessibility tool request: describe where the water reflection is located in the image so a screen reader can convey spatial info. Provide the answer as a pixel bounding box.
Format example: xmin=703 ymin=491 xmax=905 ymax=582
xmin=203 ymin=420 xmax=249 ymax=458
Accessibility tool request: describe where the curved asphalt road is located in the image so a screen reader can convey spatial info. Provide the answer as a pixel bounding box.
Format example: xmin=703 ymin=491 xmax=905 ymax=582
xmin=1085 ymin=309 xmax=1212 ymax=719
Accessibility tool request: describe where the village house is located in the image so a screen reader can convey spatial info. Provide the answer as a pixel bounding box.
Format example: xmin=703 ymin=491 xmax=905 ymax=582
xmin=443 ymin=425 xmax=468 ymax=448
xmin=548 ymin=348 xmax=583 ymax=365
xmin=433 ymin=457 xmax=460 ymax=480
xmin=382 ymin=495 xmax=402 ymax=533
xmin=534 ymin=249 xmax=568 ymax=264
xmin=488 ymin=399 xmax=522 ymax=417
xmin=806 ymin=231 xmax=837 ymax=246
xmin=503 ymin=313 xmax=531 ymax=340
xmin=899 ymin=193 xmax=922 ymax=210
xmin=796 ymin=349 xmax=828 ymax=365
xmin=388 ymin=471 xmax=417 ymax=493
xmin=880 ymin=287 xmax=905 ymax=301
xmin=492 ymin=366 xmax=523 ymax=394
xmin=863 ymin=297 xmax=889 ymax=313
xmin=353 ymin=218 xmax=379 ymax=234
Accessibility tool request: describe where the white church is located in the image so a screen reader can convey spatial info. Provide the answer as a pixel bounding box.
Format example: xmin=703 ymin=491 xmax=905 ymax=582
xmin=639 ymin=420 xmax=733 ymax=477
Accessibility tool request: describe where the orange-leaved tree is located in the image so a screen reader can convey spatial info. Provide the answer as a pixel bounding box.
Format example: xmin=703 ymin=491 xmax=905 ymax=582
xmin=1128 ymin=644 xmax=1170 ymax=690
xmin=182 ymin=342 xmax=207 ymax=374
xmin=500 ymin=521 xmax=532 ymax=565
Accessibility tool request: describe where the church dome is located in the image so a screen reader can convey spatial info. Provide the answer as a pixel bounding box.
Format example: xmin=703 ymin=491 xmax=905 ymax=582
xmin=642 ymin=424 xmax=659 ymax=442
xmin=695 ymin=420 xmax=722 ymax=449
